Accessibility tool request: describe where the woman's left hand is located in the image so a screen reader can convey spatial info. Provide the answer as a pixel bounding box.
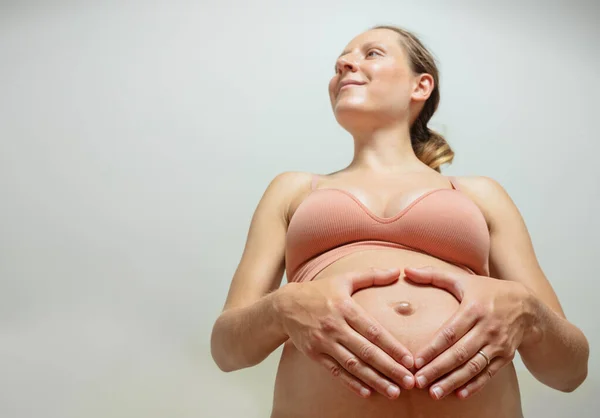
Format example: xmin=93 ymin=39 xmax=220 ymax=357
xmin=403 ymin=266 xmax=535 ymax=401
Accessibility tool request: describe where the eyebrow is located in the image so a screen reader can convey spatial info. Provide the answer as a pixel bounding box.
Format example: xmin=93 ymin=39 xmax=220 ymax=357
xmin=338 ymin=41 xmax=384 ymax=58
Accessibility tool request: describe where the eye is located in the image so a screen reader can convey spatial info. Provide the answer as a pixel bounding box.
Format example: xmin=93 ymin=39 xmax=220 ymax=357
xmin=366 ymin=49 xmax=382 ymax=58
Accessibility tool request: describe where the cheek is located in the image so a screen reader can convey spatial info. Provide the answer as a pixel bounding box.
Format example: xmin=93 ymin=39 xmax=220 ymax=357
xmin=371 ymin=79 xmax=412 ymax=110
xmin=328 ymin=77 xmax=338 ymax=94
xmin=372 ymin=66 xmax=408 ymax=94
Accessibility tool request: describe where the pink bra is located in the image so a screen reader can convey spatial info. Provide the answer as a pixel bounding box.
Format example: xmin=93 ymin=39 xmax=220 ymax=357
xmin=285 ymin=174 xmax=490 ymax=283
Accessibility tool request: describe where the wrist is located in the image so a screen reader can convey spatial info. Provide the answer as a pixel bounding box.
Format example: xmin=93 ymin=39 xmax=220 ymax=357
xmin=271 ymin=282 xmax=299 ymax=336
xmin=519 ymin=284 xmax=544 ymax=349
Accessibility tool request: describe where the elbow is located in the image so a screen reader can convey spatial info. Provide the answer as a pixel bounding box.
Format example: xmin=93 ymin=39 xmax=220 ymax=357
xmin=210 ymin=313 xmax=255 ymax=373
xmin=214 ymin=360 xmax=237 ymax=373
xmin=210 ymin=316 xmax=237 ymax=373
xmin=557 ymin=368 xmax=587 ymax=393
xmin=558 ymin=338 xmax=590 ymax=393
xmin=210 ymin=341 xmax=235 ymax=373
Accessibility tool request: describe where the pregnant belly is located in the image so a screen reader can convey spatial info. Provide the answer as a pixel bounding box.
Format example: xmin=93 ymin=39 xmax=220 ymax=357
xmin=271 ymin=249 xmax=522 ymax=418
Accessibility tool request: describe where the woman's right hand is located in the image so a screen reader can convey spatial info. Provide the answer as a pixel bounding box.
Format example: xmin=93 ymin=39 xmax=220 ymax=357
xmin=275 ymin=267 xmax=416 ymax=399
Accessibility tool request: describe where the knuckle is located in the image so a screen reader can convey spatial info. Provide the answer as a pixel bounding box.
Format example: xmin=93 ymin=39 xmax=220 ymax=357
xmin=442 ymin=327 xmax=457 ymax=345
xmin=494 ymin=343 xmax=509 ymax=358
xmin=389 ymin=366 xmax=404 ymax=381
xmin=486 ymin=368 xmax=494 ymax=380
xmin=329 ymin=363 xmax=342 ymax=377
xmin=486 ymin=323 xmax=501 ymax=337
xmin=389 ymin=345 xmax=405 ymax=362
xmin=311 ymin=333 xmax=325 ymax=348
xmin=320 ymin=316 xmax=339 ymax=334
xmin=428 ymin=364 xmax=440 ymax=378
xmin=444 ymin=376 xmax=456 ymax=391
xmin=454 ymin=345 xmax=469 ymax=363
xmin=375 ymin=378 xmax=390 ymax=392
xmin=499 ymin=345 xmax=514 ymax=360
xmin=365 ymin=323 xmax=381 ymax=342
xmin=335 ymin=298 xmax=355 ymax=316
xmin=467 ymin=358 xmax=483 ymax=374
xmin=359 ymin=344 xmax=375 ymax=361
xmin=344 ymin=356 xmax=360 ymax=372
xmin=424 ymin=345 xmax=437 ymax=360
xmin=467 ymin=301 xmax=484 ymax=317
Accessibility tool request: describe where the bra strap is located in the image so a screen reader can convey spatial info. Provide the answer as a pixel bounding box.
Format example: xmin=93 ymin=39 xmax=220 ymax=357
xmin=310 ymin=174 xmax=320 ymax=191
xmin=447 ymin=176 xmax=460 ymax=190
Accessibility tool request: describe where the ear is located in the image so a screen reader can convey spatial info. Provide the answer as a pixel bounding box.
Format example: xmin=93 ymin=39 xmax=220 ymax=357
xmin=411 ymin=73 xmax=435 ymax=103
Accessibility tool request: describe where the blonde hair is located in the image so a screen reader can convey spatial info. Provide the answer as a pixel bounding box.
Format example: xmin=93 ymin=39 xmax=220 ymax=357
xmin=372 ymin=25 xmax=454 ymax=172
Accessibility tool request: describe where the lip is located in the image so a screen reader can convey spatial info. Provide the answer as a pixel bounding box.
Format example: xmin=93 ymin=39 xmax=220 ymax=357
xmin=337 ymin=79 xmax=365 ymax=94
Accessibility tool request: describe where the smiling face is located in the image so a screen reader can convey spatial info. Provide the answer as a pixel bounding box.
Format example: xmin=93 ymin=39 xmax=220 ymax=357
xmin=328 ymin=28 xmax=430 ymax=132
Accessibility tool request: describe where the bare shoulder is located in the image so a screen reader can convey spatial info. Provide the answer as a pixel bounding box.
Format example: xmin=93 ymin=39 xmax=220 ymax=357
xmin=451 ymin=175 xmax=508 ymax=198
xmin=450 ymin=175 xmax=518 ymax=228
xmin=269 ymin=170 xmax=313 ymax=189
xmin=266 ymin=171 xmax=312 ymax=197
xmin=263 ymin=171 xmax=314 ymax=221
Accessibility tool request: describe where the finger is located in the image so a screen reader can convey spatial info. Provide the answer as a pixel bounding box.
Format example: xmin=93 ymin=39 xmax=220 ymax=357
xmin=414 ymin=328 xmax=482 ymax=389
xmin=455 ymin=356 xmax=507 ymax=400
xmin=413 ymin=306 xmax=478 ymax=371
xmin=339 ymin=325 xmax=415 ymax=390
xmin=343 ymin=301 xmax=414 ymax=369
xmin=425 ymin=346 xmax=493 ymax=400
xmin=318 ymin=353 xmax=372 ymax=398
xmin=327 ymin=343 xmax=402 ymax=399
xmin=403 ymin=267 xmax=465 ymax=300
xmin=346 ymin=267 xmax=401 ymax=293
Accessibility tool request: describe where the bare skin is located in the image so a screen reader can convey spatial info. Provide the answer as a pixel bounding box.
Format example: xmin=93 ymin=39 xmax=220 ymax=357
xmin=211 ymin=27 xmax=588 ymax=418
xmin=270 ymin=171 xmax=523 ymax=418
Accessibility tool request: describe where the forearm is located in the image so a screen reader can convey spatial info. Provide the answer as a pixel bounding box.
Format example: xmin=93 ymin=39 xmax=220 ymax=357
xmin=210 ymin=288 xmax=290 ymax=372
xmin=518 ymin=289 xmax=589 ymax=392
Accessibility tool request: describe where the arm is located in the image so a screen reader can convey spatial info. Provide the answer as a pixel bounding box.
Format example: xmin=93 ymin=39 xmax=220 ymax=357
xmin=465 ymin=176 xmax=589 ymax=392
xmin=211 ymin=172 xmax=417 ymax=399
xmin=210 ymin=171 xmax=301 ymax=372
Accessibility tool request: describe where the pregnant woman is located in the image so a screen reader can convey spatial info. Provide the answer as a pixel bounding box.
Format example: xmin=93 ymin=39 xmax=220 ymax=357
xmin=210 ymin=25 xmax=589 ymax=418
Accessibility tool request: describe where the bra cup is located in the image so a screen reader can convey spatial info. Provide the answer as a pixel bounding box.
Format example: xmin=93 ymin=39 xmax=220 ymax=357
xmin=286 ymin=188 xmax=490 ymax=282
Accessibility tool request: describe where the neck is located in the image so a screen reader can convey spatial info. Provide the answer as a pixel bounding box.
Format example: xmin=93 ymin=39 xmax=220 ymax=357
xmin=346 ymin=120 xmax=425 ymax=174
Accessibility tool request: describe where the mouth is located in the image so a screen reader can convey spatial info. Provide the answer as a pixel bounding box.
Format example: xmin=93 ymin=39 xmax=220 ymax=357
xmin=337 ymin=80 xmax=365 ymax=95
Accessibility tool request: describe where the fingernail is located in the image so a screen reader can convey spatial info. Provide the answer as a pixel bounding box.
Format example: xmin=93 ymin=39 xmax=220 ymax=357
xmin=360 ymin=387 xmax=371 ymax=397
xmin=403 ymin=375 xmax=414 ymax=388
xmin=401 ymin=355 xmax=413 ymax=368
xmin=432 ymin=385 xmax=443 ymax=399
xmin=416 ymin=375 xmax=427 ymax=388
xmin=415 ymin=357 xmax=425 ymax=369
xmin=387 ymin=385 xmax=400 ymax=398
xmin=459 ymin=388 xmax=468 ymax=398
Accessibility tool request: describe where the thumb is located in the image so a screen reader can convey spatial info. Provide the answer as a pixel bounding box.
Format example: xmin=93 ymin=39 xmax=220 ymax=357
xmin=346 ymin=268 xmax=401 ymax=294
xmin=404 ymin=266 xmax=465 ymax=300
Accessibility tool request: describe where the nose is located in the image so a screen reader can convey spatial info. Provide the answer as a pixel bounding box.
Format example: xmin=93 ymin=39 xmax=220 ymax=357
xmin=335 ymin=55 xmax=358 ymax=74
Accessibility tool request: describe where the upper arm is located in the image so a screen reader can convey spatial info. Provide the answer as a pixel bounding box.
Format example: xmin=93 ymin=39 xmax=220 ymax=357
xmin=456 ymin=176 xmax=566 ymax=318
xmin=221 ymin=171 xmax=308 ymax=311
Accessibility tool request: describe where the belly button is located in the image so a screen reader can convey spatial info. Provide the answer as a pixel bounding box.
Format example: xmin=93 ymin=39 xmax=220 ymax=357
xmin=391 ymin=301 xmax=414 ymax=316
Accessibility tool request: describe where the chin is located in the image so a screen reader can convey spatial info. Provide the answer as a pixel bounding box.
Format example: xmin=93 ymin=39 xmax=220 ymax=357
xmin=333 ymin=103 xmax=378 ymax=131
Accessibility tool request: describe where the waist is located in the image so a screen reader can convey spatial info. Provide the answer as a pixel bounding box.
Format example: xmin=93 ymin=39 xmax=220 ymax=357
xmin=273 ymin=271 xmax=522 ymax=418
xmin=288 ymin=241 xmax=478 ymax=283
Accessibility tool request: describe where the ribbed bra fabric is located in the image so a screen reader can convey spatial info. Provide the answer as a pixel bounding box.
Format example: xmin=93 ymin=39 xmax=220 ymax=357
xmin=285 ymin=174 xmax=490 ymax=283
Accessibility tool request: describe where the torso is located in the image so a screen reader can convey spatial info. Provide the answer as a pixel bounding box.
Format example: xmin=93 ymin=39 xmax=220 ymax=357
xmin=270 ymin=171 xmax=523 ymax=418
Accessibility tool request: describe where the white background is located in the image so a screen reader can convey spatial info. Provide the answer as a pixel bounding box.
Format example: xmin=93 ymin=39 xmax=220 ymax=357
xmin=1 ymin=0 xmax=598 ymax=417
